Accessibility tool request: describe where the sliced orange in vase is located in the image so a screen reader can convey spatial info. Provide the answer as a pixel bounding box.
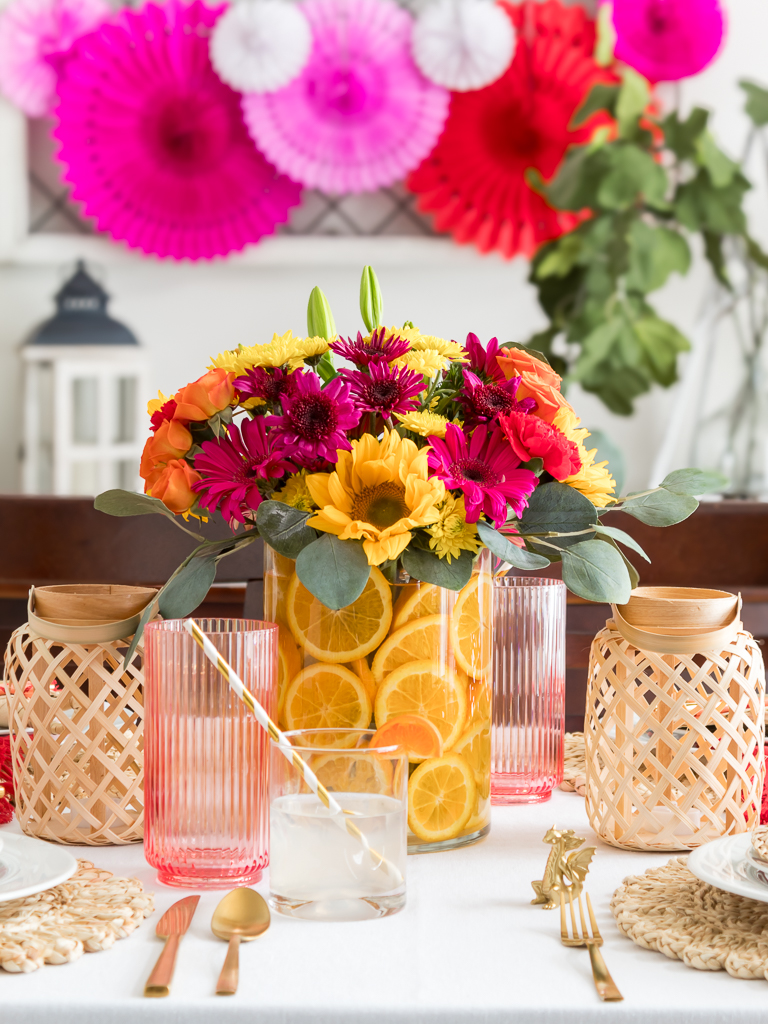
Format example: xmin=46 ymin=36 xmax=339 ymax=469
xmin=371 ymin=713 xmax=443 ymax=763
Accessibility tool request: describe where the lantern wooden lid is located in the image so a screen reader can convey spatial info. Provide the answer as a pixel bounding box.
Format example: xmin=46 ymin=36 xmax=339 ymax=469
xmin=617 ymin=587 xmax=739 ymax=633
xmin=28 ymin=584 xmax=157 ymax=643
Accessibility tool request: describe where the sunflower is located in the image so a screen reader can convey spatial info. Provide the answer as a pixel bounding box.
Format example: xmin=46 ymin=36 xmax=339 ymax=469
xmin=395 ymin=408 xmax=451 ymax=438
xmin=305 ymin=429 xmax=446 ymax=566
xmin=552 ymin=406 xmax=616 ymax=508
xmin=427 ymin=494 xmax=481 ymax=563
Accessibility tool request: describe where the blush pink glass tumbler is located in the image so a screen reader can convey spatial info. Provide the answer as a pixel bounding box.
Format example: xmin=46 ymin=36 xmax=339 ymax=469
xmin=491 ymin=578 xmax=566 ymax=804
xmin=144 ymin=618 xmax=277 ymax=888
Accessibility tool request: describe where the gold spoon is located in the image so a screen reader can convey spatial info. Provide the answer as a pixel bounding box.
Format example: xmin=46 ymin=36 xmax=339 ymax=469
xmin=211 ymin=888 xmax=271 ymax=996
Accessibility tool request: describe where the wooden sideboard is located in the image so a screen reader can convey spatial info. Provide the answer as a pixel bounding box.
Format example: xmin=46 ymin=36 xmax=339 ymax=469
xmin=0 ymin=496 xmax=765 ymax=731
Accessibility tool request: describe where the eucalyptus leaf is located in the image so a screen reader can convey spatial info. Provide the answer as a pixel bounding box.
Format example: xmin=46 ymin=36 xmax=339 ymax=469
xmin=519 ymin=481 xmax=598 ymax=539
xmin=619 ymin=548 xmax=640 ymax=590
xmin=158 ymin=557 xmax=217 ymax=619
xmin=296 ymin=535 xmax=370 ymax=610
xmin=476 ymin=520 xmax=550 ymax=570
xmin=401 ymin=547 xmax=474 ymax=590
xmin=96 ymin=489 xmax=179 ymax=520
xmin=122 ymin=595 xmax=160 ymax=667
xmin=593 ymin=523 xmax=650 ymax=562
xmin=561 ymin=539 xmax=632 ymax=604
xmin=622 ymin=488 xmax=698 ymax=527
xmin=256 ymin=500 xmax=316 ymax=558
xmin=660 ymin=468 xmax=727 ymax=496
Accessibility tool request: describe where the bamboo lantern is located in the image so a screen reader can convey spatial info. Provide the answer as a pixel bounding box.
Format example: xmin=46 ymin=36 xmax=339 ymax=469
xmin=584 ymin=587 xmax=765 ymax=852
xmin=4 ymin=585 xmax=156 ymax=845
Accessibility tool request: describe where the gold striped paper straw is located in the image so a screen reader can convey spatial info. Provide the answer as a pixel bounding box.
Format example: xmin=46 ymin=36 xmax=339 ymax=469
xmin=184 ymin=618 xmax=403 ymax=885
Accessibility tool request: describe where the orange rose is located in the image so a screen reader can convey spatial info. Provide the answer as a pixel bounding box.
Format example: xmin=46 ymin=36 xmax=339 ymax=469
xmin=148 ymin=459 xmax=201 ymax=515
xmin=496 ymin=347 xmax=568 ymax=423
xmin=140 ymin=419 xmax=192 ymax=482
xmin=173 ymin=368 xmax=235 ymax=422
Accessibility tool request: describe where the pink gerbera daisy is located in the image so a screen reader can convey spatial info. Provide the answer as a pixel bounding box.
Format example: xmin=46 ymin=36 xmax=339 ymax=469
xmin=341 ymin=361 xmax=424 ymax=418
xmin=428 ymin=423 xmax=538 ymax=524
xmin=193 ymin=417 xmax=292 ymax=523
xmin=266 ymin=372 xmax=360 ymax=466
xmin=330 ymin=328 xmax=411 ymax=367
xmin=464 ymin=333 xmax=506 ymax=384
xmin=460 ymin=368 xmax=536 ymax=427
xmin=234 ymin=366 xmax=296 ymax=407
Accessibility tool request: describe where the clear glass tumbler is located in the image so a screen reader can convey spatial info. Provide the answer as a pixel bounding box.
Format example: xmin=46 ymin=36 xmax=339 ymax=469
xmin=144 ymin=618 xmax=277 ymax=888
xmin=269 ymin=729 xmax=408 ymax=922
xmin=491 ymin=578 xmax=566 ymax=804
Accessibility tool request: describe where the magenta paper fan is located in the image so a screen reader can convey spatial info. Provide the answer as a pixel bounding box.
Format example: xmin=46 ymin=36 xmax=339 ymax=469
xmin=612 ymin=0 xmax=725 ymax=83
xmin=0 ymin=0 xmax=108 ymax=117
xmin=241 ymin=0 xmax=450 ymax=194
xmin=53 ymin=0 xmax=302 ymax=261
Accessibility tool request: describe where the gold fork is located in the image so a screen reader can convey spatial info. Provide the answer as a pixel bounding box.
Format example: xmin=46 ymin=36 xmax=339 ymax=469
xmin=559 ymin=890 xmax=623 ymax=1002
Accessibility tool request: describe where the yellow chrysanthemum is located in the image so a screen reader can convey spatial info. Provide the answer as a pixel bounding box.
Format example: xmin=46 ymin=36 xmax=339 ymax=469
xmin=393 ymin=349 xmax=448 ymax=378
xmin=274 ymin=471 xmax=316 ymax=513
xmin=291 ymin=335 xmax=332 ymax=359
xmin=147 ymin=391 xmax=171 ymax=417
xmin=427 ymin=494 xmax=481 ymax=563
xmin=209 ymin=331 xmax=306 ymax=375
xmin=395 ymin=409 xmax=450 ymax=438
xmin=399 ymin=328 xmax=467 ymax=362
xmin=553 ymin=406 xmax=616 ymax=508
xmin=305 ymin=429 xmax=446 ymax=566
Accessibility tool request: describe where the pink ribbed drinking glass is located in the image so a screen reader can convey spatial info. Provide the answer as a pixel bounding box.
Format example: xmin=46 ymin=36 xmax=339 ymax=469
xmin=144 ymin=618 xmax=277 ymax=888
xmin=491 ymin=578 xmax=566 ymax=804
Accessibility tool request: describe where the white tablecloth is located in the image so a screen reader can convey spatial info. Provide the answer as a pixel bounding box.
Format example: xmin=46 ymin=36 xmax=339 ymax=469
xmin=1 ymin=792 xmax=766 ymax=1023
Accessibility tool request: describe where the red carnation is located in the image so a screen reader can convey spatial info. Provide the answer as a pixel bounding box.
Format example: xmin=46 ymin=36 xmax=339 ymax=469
xmin=500 ymin=411 xmax=581 ymax=480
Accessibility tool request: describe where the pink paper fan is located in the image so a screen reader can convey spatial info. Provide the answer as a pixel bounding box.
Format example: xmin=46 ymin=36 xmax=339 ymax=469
xmin=53 ymin=0 xmax=302 ymax=261
xmin=0 ymin=0 xmax=108 ymax=117
xmin=612 ymin=0 xmax=725 ymax=83
xmin=242 ymin=0 xmax=450 ymax=194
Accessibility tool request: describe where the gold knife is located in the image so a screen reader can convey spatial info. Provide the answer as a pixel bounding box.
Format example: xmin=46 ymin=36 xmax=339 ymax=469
xmin=144 ymin=895 xmax=200 ymax=998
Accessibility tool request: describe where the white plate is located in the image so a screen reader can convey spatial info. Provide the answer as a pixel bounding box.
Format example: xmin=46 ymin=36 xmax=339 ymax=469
xmin=687 ymin=833 xmax=768 ymax=904
xmin=0 ymin=832 xmax=78 ymax=902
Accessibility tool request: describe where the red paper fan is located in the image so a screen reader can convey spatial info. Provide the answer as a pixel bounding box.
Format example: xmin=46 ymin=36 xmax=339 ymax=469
xmin=407 ymin=0 xmax=617 ymax=259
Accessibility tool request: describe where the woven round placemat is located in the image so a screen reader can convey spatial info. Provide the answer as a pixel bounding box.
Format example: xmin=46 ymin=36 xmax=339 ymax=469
xmin=560 ymin=732 xmax=586 ymax=796
xmin=0 ymin=859 xmax=154 ymax=973
xmin=611 ymin=857 xmax=768 ymax=980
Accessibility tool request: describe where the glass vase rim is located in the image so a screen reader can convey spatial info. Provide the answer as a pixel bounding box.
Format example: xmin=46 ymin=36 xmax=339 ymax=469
xmin=493 ymin=576 xmax=566 ymax=590
xmin=145 ymin=618 xmax=279 ymax=636
xmin=279 ymin=727 xmax=407 ymax=758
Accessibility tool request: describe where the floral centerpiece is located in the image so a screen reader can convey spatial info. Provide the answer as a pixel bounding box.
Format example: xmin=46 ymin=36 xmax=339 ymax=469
xmin=98 ymin=267 xmax=722 ymax=850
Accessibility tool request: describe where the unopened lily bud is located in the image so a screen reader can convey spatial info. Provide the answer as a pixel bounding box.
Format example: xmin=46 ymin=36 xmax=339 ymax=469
xmin=359 ymin=265 xmax=383 ymax=333
xmin=307 ymin=286 xmax=337 ymax=341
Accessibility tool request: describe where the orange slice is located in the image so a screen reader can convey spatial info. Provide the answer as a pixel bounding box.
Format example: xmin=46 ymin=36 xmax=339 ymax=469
xmin=374 ymin=659 xmax=467 ymax=753
xmin=449 ymin=574 xmax=492 ymax=679
xmin=312 ymin=752 xmax=393 ymax=794
xmin=347 ymin=657 xmax=377 ymax=703
xmin=283 ymin=663 xmax=372 ymax=734
xmin=371 ymin=615 xmax=448 ymax=683
xmin=392 ymin=582 xmax=444 ymax=630
xmin=286 ymin=566 xmax=392 ymax=663
xmin=277 ymin=626 xmax=302 ymax=724
xmin=371 ymin=713 xmax=443 ymax=763
xmin=452 ymin=721 xmax=491 ymax=798
xmin=407 ymin=754 xmax=477 ymax=842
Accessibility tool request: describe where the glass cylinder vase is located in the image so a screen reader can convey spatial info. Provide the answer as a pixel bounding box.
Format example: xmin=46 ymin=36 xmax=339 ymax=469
xmin=143 ymin=618 xmax=277 ymax=888
xmin=265 ymin=546 xmax=492 ymax=853
xmin=491 ymin=577 xmax=566 ymax=804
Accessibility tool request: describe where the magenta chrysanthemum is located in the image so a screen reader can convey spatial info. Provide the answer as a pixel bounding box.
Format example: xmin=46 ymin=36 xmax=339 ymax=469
xmin=428 ymin=423 xmax=538 ymax=525
xmin=341 ymin=361 xmax=424 ymax=418
xmin=241 ymin=0 xmax=450 ymax=193
xmin=234 ymin=366 xmax=296 ymax=406
xmin=612 ymin=0 xmax=725 ymax=83
xmin=53 ymin=0 xmax=302 ymax=261
xmin=0 ymin=0 xmax=108 ymax=117
xmin=193 ymin=418 xmax=293 ymax=523
xmin=464 ymin=333 xmax=506 ymax=384
xmin=330 ymin=328 xmax=411 ymax=367
xmin=460 ymin=368 xmax=536 ymax=427
xmin=266 ymin=373 xmax=361 ymax=466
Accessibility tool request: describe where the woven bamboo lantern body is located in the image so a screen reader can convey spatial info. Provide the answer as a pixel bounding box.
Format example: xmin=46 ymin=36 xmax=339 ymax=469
xmin=585 ymin=588 xmax=765 ymax=852
xmin=4 ymin=585 xmax=155 ymax=845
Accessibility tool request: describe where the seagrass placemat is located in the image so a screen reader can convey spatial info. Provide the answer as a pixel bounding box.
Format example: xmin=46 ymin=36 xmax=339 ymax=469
xmin=560 ymin=732 xmax=586 ymax=796
xmin=611 ymin=857 xmax=768 ymax=981
xmin=0 ymin=859 xmax=154 ymax=973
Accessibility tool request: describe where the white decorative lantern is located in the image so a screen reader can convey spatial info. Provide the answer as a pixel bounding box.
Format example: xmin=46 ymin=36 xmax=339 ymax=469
xmin=21 ymin=262 xmax=148 ymax=496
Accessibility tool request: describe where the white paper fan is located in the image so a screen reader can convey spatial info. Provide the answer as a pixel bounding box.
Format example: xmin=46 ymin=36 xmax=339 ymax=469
xmin=210 ymin=0 xmax=312 ymax=94
xmin=412 ymin=0 xmax=515 ymax=92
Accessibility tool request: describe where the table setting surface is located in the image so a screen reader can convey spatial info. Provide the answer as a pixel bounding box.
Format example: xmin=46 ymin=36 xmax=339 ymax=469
xmin=2 ymin=792 xmax=767 ymax=1024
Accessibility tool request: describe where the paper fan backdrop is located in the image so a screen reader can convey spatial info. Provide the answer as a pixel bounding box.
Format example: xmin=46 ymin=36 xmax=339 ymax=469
xmin=612 ymin=0 xmax=725 ymax=83
xmin=53 ymin=0 xmax=302 ymax=261
xmin=210 ymin=0 xmax=312 ymax=94
xmin=242 ymin=0 xmax=450 ymax=194
xmin=407 ymin=0 xmax=618 ymax=259
xmin=0 ymin=0 xmax=109 ymax=117
xmin=412 ymin=0 xmax=516 ymax=92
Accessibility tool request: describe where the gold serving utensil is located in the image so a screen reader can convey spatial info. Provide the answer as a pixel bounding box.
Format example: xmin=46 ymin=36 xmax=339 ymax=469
xmin=211 ymin=887 xmax=271 ymax=996
xmin=144 ymin=895 xmax=200 ymax=998
xmin=559 ymin=890 xmax=623 ymax=1002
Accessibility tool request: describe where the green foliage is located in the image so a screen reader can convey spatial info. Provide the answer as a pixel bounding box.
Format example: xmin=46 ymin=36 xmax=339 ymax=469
xmin=560 ymin=539 xmax=632 ymax=604
xmin=256 ymin=500 xmax=317 ymax=558
xmin=401 ymin=547 xmax=475 ymax=590
xmin=621 ymin=488 xmax=698 ymax=527
xmin=519 ymin=481 xmax=598 ymax=544
xmin=359 ymin=265 xmax=383 ymax=333
xmin=296 ymin=535 xmax=370 ymax=610
xmin=158 ymin=558 xmax=217 ymax=619
xmin=476 ymin=520 xmax=551 ymax=569
xmin=527 ymin=73 xmax=762 ymax=414
xmin=660 ymin=468 xmax=728 ymax=495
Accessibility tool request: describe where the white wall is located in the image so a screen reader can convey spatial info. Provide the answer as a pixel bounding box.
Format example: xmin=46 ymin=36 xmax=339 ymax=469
xmin=0 ymin=0 xmax=766 ymax=496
